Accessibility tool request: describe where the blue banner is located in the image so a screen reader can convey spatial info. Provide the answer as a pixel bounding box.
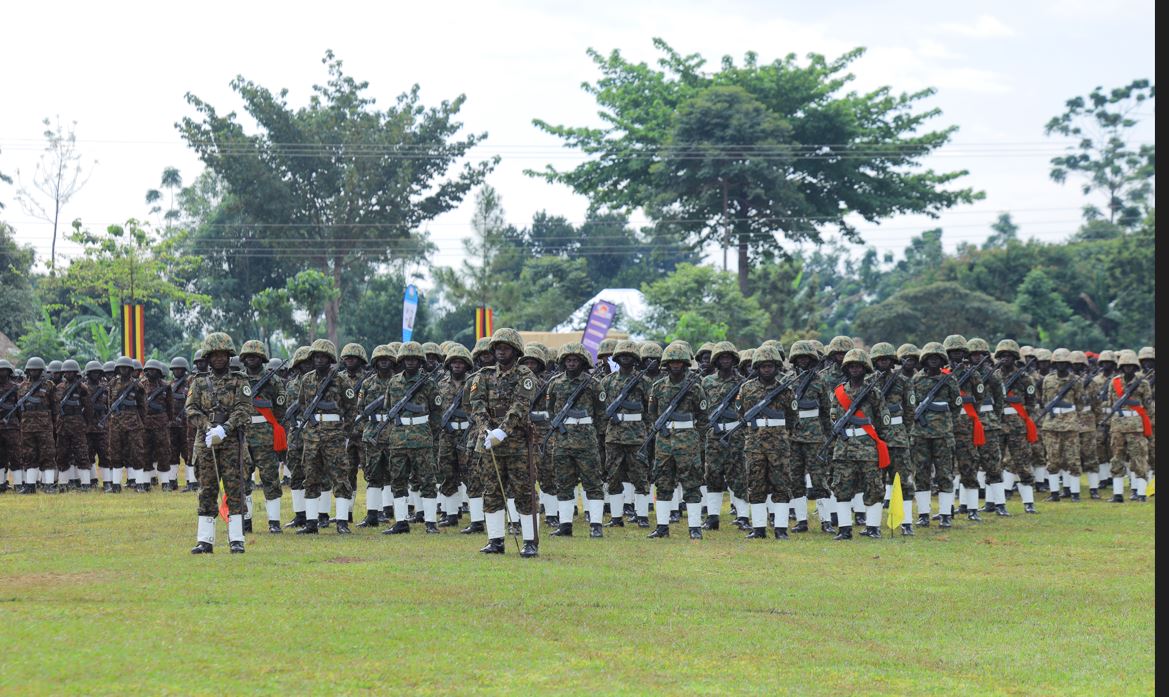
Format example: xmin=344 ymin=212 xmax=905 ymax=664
xmin=402 ymin=284 xmax=419 ymax=342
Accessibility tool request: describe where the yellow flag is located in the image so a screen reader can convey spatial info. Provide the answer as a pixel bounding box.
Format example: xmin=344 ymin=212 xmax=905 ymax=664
xmin=887 ymin=472 xmax=905 ymax=530
xmin=1147 ymin=476 xmax=1155 ymax=497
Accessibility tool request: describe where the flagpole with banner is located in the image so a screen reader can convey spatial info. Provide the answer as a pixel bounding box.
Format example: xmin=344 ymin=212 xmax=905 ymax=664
xmin=580 ymin=300 xmax=617 ymax=362
xmin=402 ymin=284 xmax=419 ymax=342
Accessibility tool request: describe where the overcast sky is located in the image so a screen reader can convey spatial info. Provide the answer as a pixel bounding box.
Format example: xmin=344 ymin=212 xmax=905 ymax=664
xmin=0 ymin=0 xmax=1155 ymax=279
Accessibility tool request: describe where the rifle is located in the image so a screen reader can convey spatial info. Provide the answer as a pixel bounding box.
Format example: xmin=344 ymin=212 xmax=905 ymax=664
xmin=541 ymin=373 xmax=597 ymax=454
xmin=144 ymin=381 xmax=170 ymax=413
xmin=636 ymin=372 xmax=700 ymax=462
xmin=371 ymin=373 xmax=432 ymax=439
xmin=289 ymin=365 xmax=340 ymax=438
xmin=604 ymin=363 xmax=653 ymax=424
xmin=1 ymin=377 xmax=47 ymax=424
xmin=0 ymin=385 xmax=19 ymax=421
xmin=707 ymin=375 xmax=746 ymax=434
xmin=954 ymin=354 xmax=991 ymax=390
xmin=815 ymin=377 xmax=881 ymax=464
xmin=56 ymin=380 xmax=83 ymax=418
xmin=248 ymin=368 xmax=279 ymax=399
xmin=440 ymin=381 xmax=468 ymax=432
xmin=1034 ymin=376 xmax=1079 ymax=425
xmin=97 ymin=380 xmax=138 ymax=428
xmin=1002 ymin=356 xmax=1037 ymax=395
xmin=913 ymin=371 xmax=955 ymax=426
xmin=718 ymin=374 xmax=798 ymax=447
xmin=1099 ymin=374 xmax=1147 ymax=426
xmin=353 ymin=395 xmax=386 ymax=425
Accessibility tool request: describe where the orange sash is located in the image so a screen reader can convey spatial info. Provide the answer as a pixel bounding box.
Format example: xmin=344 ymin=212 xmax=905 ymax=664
xmin=942 ymin=368 xmax=986 ymax=446
xmin=834 ymin=384 xmax=891 ymax=469
xmin=1006 ymin=392 xmax=1039 ymax=443
xmin=256 ymin=407 xmax=288 ymax=452
xmin=1113 ymin=377 xmax=1152 ymax=437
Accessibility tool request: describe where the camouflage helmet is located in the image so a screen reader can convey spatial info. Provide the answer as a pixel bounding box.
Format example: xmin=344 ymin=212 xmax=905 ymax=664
xmin=673 ymin=340 xmax=693 ymax=355
xmin=920 ymin=342 xmax=947 ymax=362
xmin=1050 ymin=348 xmax=1072 ymax=363
xmin=751 ymin=345 xmax=783 ymax=367
xmin=841 ymin=348 xmax=873 ymax=373
xmin=787 ymin=340 xmax=818 ymax=361
xmin=47 ymin=360 xmax=63 ymax=373
xmin=896 ymin=343 xmax=920 ymax=360
xmin=132 ymin=358 xmax=143 ymax=371
xmin=439 ymin=340 xmax=457 ymax=354
xmin=759 ymin=339 xmax=786 ymax=360
xmin=661 ymin=342 xmax=693 ymax=363
xmin=61 ymin=359 xmax=81 ymax=373
xmin=0 ymin=359 xmax=13 ymax=373
xmin=1034 ymin=348 xmax=1053 ymax=362
xmin=994 ymin=339 xmax=1021 ymax=359
xmin=193 ymin=349 xmax=205 ymax=362
xmin=711 ymin=341 xmax=739 ymax=364
xmin=597 ymin=338 xmax=618 ymax=357
xmin=25 ymin=357 xmax=46 ymax=371
xmin=170 ymin=357 xmax=190 ymax=371
xmin=201 ymin=332 xmax=237 ymax=356
xmin=869 ymin=342 xmax=897 ymax=360
xmin=942 ymin=334 xmax=969 ymax=353
xmin=1019 ymin=345 xmax=1035 ymax=359
xmin=613 ymin=339 xmax=640 ymax=360
xmin=1069 ymin=350 xmax=1088 ymax=366
xmin=396 ymin=341 xmax=425 ymax=361
xmin=84 ymin=360 xmax=103 ymax=373
xmin=696 ymin=342 xmax=716 ymax=358
xmin=309 ymin=338 xmax=338 ymax=362
xmin=558 ymin=342 xmax=589 ymax=364
xmin=471 ymin=337 xmax=492 ymax=360
xmin=239 ymin=340 xmax=268 ymax=361
xmin=267 ymin=358 xmax=284 ymax=371
xmin=421 ymin=342 xmax=443 ymax=357
xmin=639 ymin=342 xmax=663 ymax=361
xmin=444 ymin=344 xmax=473 ymax=368
xmin=966 ymin=337 xmax=991 ymax=354
xmin=825 ymin=335 xmax=854 ymax=355
xmin=386 ymin=341 xmax=403 ymax=357
xmin=1116 ymin=350 xmax=1140 ymax=369
xmin=144 ymin=359 xmax=168 ymax=373
xmin=521 ymin=344 xmax=547 ymax=369
xmin=102 ymin=361 xmax=116 ymax=372
xmin=291 ymin=346 xmax=312 ymax=369
xmin=1138 ymin=346 xmax=1155 ymax=361
xmin=1096 ymin=349 xmax=1116 ymax=364
xmin=809 ymin=339 xmax=825 ymax=357
xmin=488 ymin=328 xmax=525 ymax=355
xmin=371 ymin=344 xmax=395 ymax=362
xmin=340 ymin=342 xmax=368 ymax=364
xmin=115 ymin=356 xmax=134 ymax=369
xmin=739 ymin=348 xmax=754 ymax=366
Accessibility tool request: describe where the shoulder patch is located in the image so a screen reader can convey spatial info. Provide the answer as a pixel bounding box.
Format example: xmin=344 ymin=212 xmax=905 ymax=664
xmin=241 ymin=385 xmax=252 ymax=397
xmin=975 ymin=383 xmax=984 ymax=394
xmin=599 ymin=391 xmax=607 ymax=402
xmin=1026 ymin=385 xmax=1036 ymax=395
xmin=883 ymin=413 xmax=891 ymax=425
xmin=522 ymin=378 xmax=534 ymax=390
xmin=276 ymin=394 xmax=286 ymax=406
xmin=954 ymin=396 xmax=963 ymax=407
xmin=345 ymin=388 xmax=355 ymax=399
xmin=909 ymin=393 xmax=916 ymax=405
xmin=434 ymin=394 xmax=443 ymax=406
xmin=699 ymin=399 xmax=708 ymax=410
xmin=791 ymin=399 xmax=799 ymax=410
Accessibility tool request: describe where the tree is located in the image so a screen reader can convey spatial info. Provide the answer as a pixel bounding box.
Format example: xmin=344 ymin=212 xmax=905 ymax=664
xmin=145 ymin=167 xmax=184 ymax=228
xmin=1013 ymin=269 xmax=1072 ymax=343
xmin=1045 ymin=79 xmax=1155 ymax=229
xmin=284 ymin=269 xmax=339 ymax=342
xmin=853 ymin=282 xmax=1027 ymax=346
xmin=983 ymin=213 xmax=1019 ymax=249
xmin=178 ymin=50 xmax=494 ymax=345
xmin=14 ymin=116 xmax=94 ymax=272
xmin=0 ymin=147 xmax=12 ymax=209
xmin=0 ymin=221 xmax=38 ymax=338
xmin=340 ymin=270 xmax=433 ymax=349
xmin=635 ymin=263 xmax=768 ymax=345
xmin=531 ymin=39 xmax=980 ymax=293
xmin=432 ymin=185 xmax=524 ymax=315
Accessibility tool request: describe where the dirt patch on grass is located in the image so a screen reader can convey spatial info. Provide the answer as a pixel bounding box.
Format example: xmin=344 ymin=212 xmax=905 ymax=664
xmin=325 ymin=556 xmax=366 ymax=564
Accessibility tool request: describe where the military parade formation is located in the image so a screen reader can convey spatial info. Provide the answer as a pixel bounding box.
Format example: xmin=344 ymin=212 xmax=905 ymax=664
xmin=0 ymin=329 xmax=1155 ymax=558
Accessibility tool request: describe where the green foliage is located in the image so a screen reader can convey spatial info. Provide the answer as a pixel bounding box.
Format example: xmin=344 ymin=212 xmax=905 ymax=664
xmin=14 ymin=302 xmax=120 ymax=362
xmin=1013 ymin=269 xmax=1072 ymax=340
xmin=852 ymin=281 xmax=1028 ymax=346
xmin=636 ymin=263 xmax=767 ymax=345
xmin=0 ymin=221 xmax=38 ymax=338
xmin=284 ymin=269 xmax=339 ymax=342
xmin=340 ymin=271 xmax=433 ymax=348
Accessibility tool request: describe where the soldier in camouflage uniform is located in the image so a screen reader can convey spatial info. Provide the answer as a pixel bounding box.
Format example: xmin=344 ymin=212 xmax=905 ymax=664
xmin=695 ymin=342 xmax=715 ymax=376
xmin=646 ymin=342 xmax=709 ymax=540
xmin=422 ymin=342 xmax=444 ymax=376
xmin=186 ymin=333 xmax=252 ymax=554
xmin=83 ymin=362 xmax=111 ymax=491
xmin=1040 ymin=349 xmax=1083 ymax=502
xmin=473 ymin=328 xmax=540 ymax=557
xmin=168 ymin=358 xmax=195 ymax=491
xmin=355 ymin=345 xmax=395 ymax=528
xmin=434 ymin=345 xmax=474 ymax=527
xmin=829 ymin=349 xmax=891 ymax=540
xmin=635 ymin=342 xmax=664 ymax=521
xmin=459 ymin=337 xmax=496 ymax=535
xmin=598 ymin=340 xmax=652 ymax=527
xmin=193 ymin=349 xmax=208 ymax=376
xmin=968 ymin=339 xmax=1007 ymax=515
xmin=17 ymin=358 xmax=57 ymax=492
xmin=140 ymin=359 xmax=174 ymax=493
xmin=382 ymin=341 xmax=442 ymax=535
xmin=545 ymin=342 xmax=607 ymax=537
xmin=106 ymin=356 xmax=145 ymax=494
xmin=53 ymin=360 xmax=92 ymax=491
xmin=1106 ymin=350 xmax=1153 ymax=502
xmin=786 ymin=341 xmax=834 ymax=533
xmin=282 ymin=347 xmax=312 ymax=528
xmin=910 ymin=342 xmax=962 ymax=528
xmin=703 ymin=342 xmax=747 ymax=531
xmin=1030 ymin=347 xmax=1053 ymax=490
xmin=993 ymin=340 xmax=1039 ymax=513
xmin=340 ymin=343 xmax=369 ymax=522
xmin=239 ymin=340 xmax=288 ymax=533
xmin=0 ymin=361 xmax=21 ymax=493
xmin=737 ymin=345 xmax=796 ymax=539
xmin=595 ymin=337 xmax=617 ymax=376
xmin=1136 ymin=346 xmax=1154 ymax=478
xmin=1069 ymin=351 xmax=1098 ymax=500
xmin=942 ymin=335 xmax=987 ymax=520
xmin=820 ymin=336 xmax=854 ymax=387
xmin=871 ymin=343 xmax=915 ymax=535
xmin=521 ymin=344 xmax=557 ymax=526
xmin=1089 ymin=350 xmax=1118 ymax=490
xmin=294 ymin=340 xmax=357 ymax=535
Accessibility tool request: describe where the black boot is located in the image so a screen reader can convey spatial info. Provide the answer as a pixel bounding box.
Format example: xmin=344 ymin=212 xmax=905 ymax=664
xmin=688 ymin=526 xmax=702 ymax=540
xmin=229 ymin=541 xmax=245 ymax=553
xmin=1024 ymin=502 xmax=1038 ymax=513
xmin=103 ymin=482 xmax=113 ymax=493
xmin=1089 ymin=488 xmax=1100 ymax=500
xmin=957 ymin=504 xmax=968 ymax=515
xmin=296 ymin=519 xmax=319 ymax=534
xmin=551 ymin=522 xmax=573 ymax=537
xmin=1138 ymin=494 xmax=1148 ymax=502
xmin=507 ymin=521 xmax=522 ymax=536
xmin=1110 ymin=494 xmax=1124 ymax=503
xmin=268 ymin=520 xmax=283 ymax=534
xmin=460 ymin=520 xmax=486 ymax=534
xmin=383 ymin=520 xmax=410 ymax=535
xmin=605 ymin=516 xmax=625 ymax=527
xmin=833 ymin=525 xmax=853 ymax=541
xmin=623 ymin=503 xmax=635 ymax=518
xmin=1046 ymin=491 xmax=1061 ymax=502
xmin=284 ymin=511 xmax=307 ymax=528
xmin=589 ymin=522 xmax=603 ymax=538
xmin=243 ymin=518 xmax=253 ymax=534
xmin=520 ymin=540 xmax=539 ymax=558
xmin=318 ymin=513 xmax=331 ymax=528
xmin=968 ymin=510 xmax=982 ymax=522
xmin=702 ymin=515 xmax=720 ymax=530
xmin=382 ymin=506 xmax=393 ymax=522
xmin=995 ymin=504 xmax=1011 ymax=517
xmin=830 ymin=512 xmax=839 ymax=527
xmin=900 ymin=523 xmax=914 ymax=536
xmin=357 ymin=511 xmax=380 ymax=528
xmin=791 ymin=520 xmax=809 ymax=533
xmin=544 ymin=515 xmax=559 ymax=528
xmin=855 ymin=511 xmax=867 ymax=526
xmin=190 ymin=541 xmax=213 ymax=554
xmin=916 ymin=513 xmax=930 ymax=527
xmin=733 ymin=516 xmax=751 ymax=530
xmin=424 ymin=522 xmax=440 ymax=534
xmin=335 ymin=520 xmax=351 ymax=534
xmin=773 ymin=527 xmax=789 ymax=540
xmin=861 ymin=526 xmax=881 ymax=539
xmin=647 ymin=524 xmax=670 ymax=538
xmin=635 ymin=516 xmax=651 ymax=528
xmin=746 ymin=526 xmax=767 ymax=539
xmin=412 ymin=510 xmax=426 ymax=523
xmin=939 ymin=514 xmax=952 ymax=528
xmin=820 ymin=520 xmax=837 ymax=534
xmin=438 ymin=513 xmax=459 ymax=528
xmin=460 ymin=501 xmax=469 ymax=514
xmin=983 ymin=501 xmax=996 ymax=513
xmin=668 ymin=509 xmax=681 ymax=524
xmin=480 ymin=538 xmax=505 ymax=554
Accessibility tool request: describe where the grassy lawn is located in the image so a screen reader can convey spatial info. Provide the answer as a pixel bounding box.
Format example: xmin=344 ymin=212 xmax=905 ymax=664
xmin=0 ymin=484 xmax=1155 ymax=696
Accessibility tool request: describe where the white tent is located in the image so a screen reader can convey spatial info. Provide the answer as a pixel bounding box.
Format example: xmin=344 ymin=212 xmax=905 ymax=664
xmin=553 ymin=288 xmax=649 ymax=338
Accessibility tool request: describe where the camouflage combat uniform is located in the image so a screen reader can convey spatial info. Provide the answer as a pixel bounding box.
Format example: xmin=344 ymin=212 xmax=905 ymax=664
xmin=545 ymin=368 xmax=606 ymax=504
xmin=1041 ymin=370 xmax=1083 ymax=478
xmin=19 ymin=376 xmax=57 ymax=476
xmin=243 ymin=366 xmax=287 ymax=503
xmin=186 ymin=367 xmax=251 ymax=516
xmin=297 ymin=368 xmax=357 ymax=502
xmin=53 ymin=377 xmax=92 ymax=477
xmin=598 ymin=367 xmax=651 ymax=497
xmin=384 ymin=369 xmax=440 ymax=503
xmin=470 ymin=359 xmax=537 ymax=515
xmin=647 ymin=374 xmax=709 ymax=507
xmin=141 ymin=374 xmax=174 ymax=479
xmin=909 ymin=368 xmax=961 ymax=497
xmin=829 ymin=375 xmax=890 ymax=508
xmin=737 ymin=369 xmax=796 ymax=508
xmin=703 ymin=370 xmax=748 ymax=501
xmin=107 ymin=373 xmax=146 ymax=477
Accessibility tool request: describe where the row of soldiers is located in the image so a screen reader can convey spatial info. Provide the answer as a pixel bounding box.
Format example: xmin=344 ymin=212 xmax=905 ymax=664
xmin=0 ymin=330 xmax=1154 ymax=557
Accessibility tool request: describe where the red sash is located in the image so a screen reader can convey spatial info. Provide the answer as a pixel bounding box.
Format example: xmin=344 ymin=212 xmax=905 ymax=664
xmin=833 ymin=384 xmax=891 ymax=469
xmin=1006 ymin=391 xmax=1039 ymax=443
xmin=1113 ymin=377 xmax=1152 ymax=437
xmin=256 ymin=407 xmax=288 ymax=452
xmin=942 ymin=368 xmax=986 ymax=446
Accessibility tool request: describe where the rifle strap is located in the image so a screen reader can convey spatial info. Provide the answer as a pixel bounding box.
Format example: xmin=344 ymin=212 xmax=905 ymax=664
xmin=1113 ymin=377 xmax=1152 ymax=437
xmin=832 ymin=385 xmax=890 ymax=468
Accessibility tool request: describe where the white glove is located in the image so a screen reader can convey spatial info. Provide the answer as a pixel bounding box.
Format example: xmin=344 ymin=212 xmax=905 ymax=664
xmin=484 ymin=428 xmax=507 ymax=450
xmin=205 ymin=425 xmax=227 ymax=447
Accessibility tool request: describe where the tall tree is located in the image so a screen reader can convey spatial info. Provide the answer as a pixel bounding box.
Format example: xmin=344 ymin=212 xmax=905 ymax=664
xmin=0 ymin=147 xmax=12 ymax=209
xmin=983 ymin=213 xmax=1019 ymax=249
xmin=531 ymin=39 xmax=980 ymax=293
xmin=0 ymin=221 xmax=38 ymax=338
xmin=14 ymin=116 xmax=94 ymax=272
xmin=177 ymin=50 xmax=495 ymax=345
xmin=145 ymin=167 xmax=184 ymax=228
xmin=1044 ymin=79 xmax=1155 ymax=229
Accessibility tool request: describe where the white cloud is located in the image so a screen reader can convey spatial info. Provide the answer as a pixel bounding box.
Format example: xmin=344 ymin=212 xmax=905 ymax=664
xmin=918 ymin=39 xmax=961 ymax=60
xmin=928 ymin=67 xmax=1012 ymax=94
xmin=940 ymin=14 xmax=1017 ymax=38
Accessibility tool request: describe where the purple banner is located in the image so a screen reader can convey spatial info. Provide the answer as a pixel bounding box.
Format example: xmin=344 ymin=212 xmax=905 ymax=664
xmin=580 ymin=300 xmax=617 ymax=361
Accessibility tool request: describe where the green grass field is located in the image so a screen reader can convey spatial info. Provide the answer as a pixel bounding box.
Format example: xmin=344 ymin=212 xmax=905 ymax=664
xmin=0 ymin=485 xmax=1155 ymax=696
